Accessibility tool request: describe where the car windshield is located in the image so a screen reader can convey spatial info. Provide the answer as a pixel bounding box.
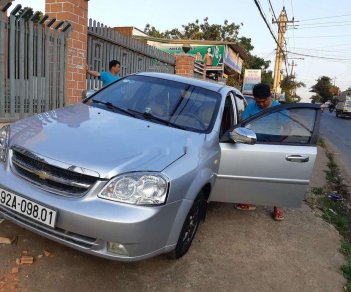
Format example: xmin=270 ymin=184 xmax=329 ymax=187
xmin=86 ymin=75 xmax=221 ymax=133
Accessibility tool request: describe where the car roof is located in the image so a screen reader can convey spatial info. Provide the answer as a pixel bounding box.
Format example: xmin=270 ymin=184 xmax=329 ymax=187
xmin=136 ymin=72 xmax=232 ymax=93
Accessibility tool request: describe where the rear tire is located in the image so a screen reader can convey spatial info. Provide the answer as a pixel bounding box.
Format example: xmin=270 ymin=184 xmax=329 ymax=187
xmin=171 ymin=194 xmax=206 ymax=259
xmin=336 ymin=111 xmax=340 ymax=118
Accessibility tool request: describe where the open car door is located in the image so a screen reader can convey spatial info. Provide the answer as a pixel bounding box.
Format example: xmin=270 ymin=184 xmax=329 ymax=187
xmin=209 ymin=103 xmax=321 ymax=208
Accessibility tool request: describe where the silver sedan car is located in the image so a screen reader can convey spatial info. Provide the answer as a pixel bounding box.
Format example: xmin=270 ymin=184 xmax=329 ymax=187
xmin=0 ymin=73 xmax=320 ymax=261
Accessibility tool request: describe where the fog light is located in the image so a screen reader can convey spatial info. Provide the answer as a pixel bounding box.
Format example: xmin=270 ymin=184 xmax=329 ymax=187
xmin=107 ymin=242 xmax=129 ymax=256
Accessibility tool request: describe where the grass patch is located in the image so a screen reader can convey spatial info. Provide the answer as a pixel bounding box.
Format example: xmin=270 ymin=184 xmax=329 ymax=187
xmin=317 ymin=137 xmax=326 ymax=148
xmin=319 ymin=196 xmax=349 ymax=235
xmin=311 ymin=146 xmax=351 ymax=290
xmin=310 ymin=187 xmax=324 ymax=195
xmin=341 ymin=241 xmax=351 ymax=257
xmin=342 ymin=256 xmax=351 ymax=292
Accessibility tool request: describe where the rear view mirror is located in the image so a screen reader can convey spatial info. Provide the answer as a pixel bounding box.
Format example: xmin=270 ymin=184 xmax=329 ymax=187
xmin=82 ymin=89 xmax=96 ymax=100
xmin=230 ymin=127 xmax=257 ymax=145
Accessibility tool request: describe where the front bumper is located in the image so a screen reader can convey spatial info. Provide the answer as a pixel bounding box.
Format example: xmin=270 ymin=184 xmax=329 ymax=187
xmin=0 ymin=165 xmax=191 ymax=262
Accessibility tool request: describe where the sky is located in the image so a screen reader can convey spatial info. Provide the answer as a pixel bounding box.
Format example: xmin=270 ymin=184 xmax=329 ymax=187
xmin=19 ymin=0 xmax=351 ymax=101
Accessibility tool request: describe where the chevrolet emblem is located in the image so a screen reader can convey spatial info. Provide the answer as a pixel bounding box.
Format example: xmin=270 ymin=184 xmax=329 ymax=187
xmin=37 ymin=170 xmax=50 ymax=180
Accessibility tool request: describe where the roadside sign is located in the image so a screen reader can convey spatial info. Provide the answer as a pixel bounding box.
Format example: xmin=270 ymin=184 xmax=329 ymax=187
xmin=242 ymin=69 xmax=261 ymax=95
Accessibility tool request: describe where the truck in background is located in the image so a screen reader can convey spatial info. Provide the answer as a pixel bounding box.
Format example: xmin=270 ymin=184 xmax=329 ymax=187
xmin=335 ymin=90 xmax=351 ymax=118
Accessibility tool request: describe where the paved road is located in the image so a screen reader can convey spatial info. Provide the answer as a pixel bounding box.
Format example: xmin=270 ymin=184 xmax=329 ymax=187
xmin=320 ymin=111 xmax=351 ymax=171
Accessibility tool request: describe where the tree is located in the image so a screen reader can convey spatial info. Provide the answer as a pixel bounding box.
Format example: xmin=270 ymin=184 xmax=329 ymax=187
xmin=280 ymin=76 xmax=305 ymax=103
xmin=144 ymin=24 xmax=166 ymax=39
xmin=310 ymin=94 xmax=322 ymax=104
xmin=238 ymin=36 xmax=254 ymax=52
xmin=145 ymin=18 xmax=241 ymax=42
xmin=310 ymin=76 xmax=340 ymax=103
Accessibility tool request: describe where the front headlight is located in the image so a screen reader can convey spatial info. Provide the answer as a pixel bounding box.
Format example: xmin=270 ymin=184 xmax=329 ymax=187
xmin=98 ymin=173 xmax=169 ymax=205
xmin=0 ymin=125 xmax=9 ymax=162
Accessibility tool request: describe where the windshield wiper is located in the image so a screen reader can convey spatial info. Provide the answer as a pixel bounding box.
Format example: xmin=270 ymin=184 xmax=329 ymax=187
xmin=127 ymin=109 xmax=187 ymax=130
xmin=92 ymin=99 xmax=136 ymax=117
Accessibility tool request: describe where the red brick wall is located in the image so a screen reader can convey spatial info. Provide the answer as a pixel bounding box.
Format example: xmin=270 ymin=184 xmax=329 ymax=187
xmin=45 ymin=0 xmax=89 ymax=104
xmin=175 ymin=54 xmax=194 ymax=77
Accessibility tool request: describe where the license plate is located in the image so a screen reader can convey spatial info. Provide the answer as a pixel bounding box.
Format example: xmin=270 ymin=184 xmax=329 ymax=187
xmin=0 ymin=187 xmax=57 ymax=228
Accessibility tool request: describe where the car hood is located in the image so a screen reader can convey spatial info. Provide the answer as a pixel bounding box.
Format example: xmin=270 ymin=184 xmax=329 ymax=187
xmin=9 ymin=104 xmax=201 ymax=178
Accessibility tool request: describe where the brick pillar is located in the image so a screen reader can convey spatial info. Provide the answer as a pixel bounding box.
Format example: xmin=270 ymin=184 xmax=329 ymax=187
xmin=45 ymin=0 xmax=88 ymax=104
xmin=175 ymin=54 xmax=195 ymax=78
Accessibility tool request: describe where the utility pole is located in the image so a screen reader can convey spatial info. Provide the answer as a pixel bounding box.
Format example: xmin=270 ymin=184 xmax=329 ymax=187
xmin=272 ymin=7 xmax=294 ymax=98
xmin=290 ymin=60 xmax=297 ymax=77
xmin=289 ymin=60 xmax=298 ymax=100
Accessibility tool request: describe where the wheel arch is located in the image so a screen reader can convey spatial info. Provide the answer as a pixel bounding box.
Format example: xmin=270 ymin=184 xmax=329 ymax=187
xmin=165 ymin=172 xmax=214 ymax=250
xmin=200 ymin=183 xmax=212 ymax=201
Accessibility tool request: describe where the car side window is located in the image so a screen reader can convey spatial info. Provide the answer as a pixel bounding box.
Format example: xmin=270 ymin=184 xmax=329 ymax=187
xmin=243 ymin=108 xmax=317 ymax=145
xmin=233 ymin=93 xmax=246 ymax=123
xmin=220 ymin=95 xmax=235 ymax=137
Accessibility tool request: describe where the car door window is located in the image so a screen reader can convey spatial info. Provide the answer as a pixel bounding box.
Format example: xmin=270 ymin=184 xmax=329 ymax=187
xmin=220 ymin=95 xmax=235 ymax=137
xmin=233 ymin=93 xmax=246 ymax=123
xmin=243 ymin=107 xmax=317 ymax=145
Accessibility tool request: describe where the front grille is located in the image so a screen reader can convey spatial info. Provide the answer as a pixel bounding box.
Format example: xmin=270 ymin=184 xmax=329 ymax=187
xmin=11 ymin=148 xmax=99 ymax=197
xmin=0 ymin=205 xmax=96 ymax=249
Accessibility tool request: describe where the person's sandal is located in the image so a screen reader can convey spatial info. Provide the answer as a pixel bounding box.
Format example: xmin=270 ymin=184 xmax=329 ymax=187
xmin=273 ymin=207 xmax=285 ymax=221
xmin=235 ymin=203 xmax=257 ymax=211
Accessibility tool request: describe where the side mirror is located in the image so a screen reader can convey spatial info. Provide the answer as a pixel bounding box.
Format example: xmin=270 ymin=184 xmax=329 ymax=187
xmin=229 ymin=127 xmax=257 ymax=145
xmin=82 ymin=89 xmax=96 ymax=100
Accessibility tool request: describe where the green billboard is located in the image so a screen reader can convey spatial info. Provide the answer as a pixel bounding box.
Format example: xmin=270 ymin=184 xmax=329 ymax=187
xmin=157 ymin=44 xmax=225 ymax=69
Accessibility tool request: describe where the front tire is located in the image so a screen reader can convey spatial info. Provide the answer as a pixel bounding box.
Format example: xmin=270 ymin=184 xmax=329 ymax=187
xmin=171 ymin=194 xmax=205 ymax=259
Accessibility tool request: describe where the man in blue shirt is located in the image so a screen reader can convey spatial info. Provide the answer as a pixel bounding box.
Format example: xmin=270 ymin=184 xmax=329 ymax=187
xmin=86 ymin=60 xmax=121 ymax=87
xmin=236 ymin=83 xmax=284 ymax=221
xmin=241 ymin=93 xmax=280 ymax=120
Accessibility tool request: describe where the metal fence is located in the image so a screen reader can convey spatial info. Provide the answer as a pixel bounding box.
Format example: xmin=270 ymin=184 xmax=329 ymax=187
xmin=194 ymin=62 xmax=206 ymax=80
xmin=87 ymin=19 xmax=176 ymax=90
xmin=0 ymin=3 xmax=70 ymax=122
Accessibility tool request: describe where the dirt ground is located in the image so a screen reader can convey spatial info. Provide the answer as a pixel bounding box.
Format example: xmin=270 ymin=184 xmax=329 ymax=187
xmin=0 ymin=147 xmax=346 ymax=292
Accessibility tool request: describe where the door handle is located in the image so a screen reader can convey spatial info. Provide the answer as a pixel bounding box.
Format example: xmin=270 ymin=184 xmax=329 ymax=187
xmin=286 ymin=155 xmax=309 ymax=163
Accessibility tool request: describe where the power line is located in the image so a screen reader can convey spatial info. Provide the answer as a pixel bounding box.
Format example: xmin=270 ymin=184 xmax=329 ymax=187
xmin=303 ymin=58 xmax=351 ymax=64
xmin=252 ymin=0 xmax=289 ymax=76
xmin=287 ymin=51 xmax=351 ymax=61
xmin=289 ymin=0 xmax=296 ymax=54
xmin=299 ymin=13 xmax=351 ymax=22
xmin=267 ymin=0 xmax=289 ymax=72
xmin=292 ymin=45 xmax=351 ymax=53
xmin=297 ymin=20 xmax=351 ymax=26
xmin=292 ymin=23 xmax=351 ymax=29
xmin=293 ymin=47 xmax=351 ymax=54
xmin=268 ymin=0 xmax=278 ymax=21
xmin=253 ymin=0 xmax=279 ymax=45
xmin=271 ymin=8 xmax=290 ymax=78
xmin=303 ymin=42 xmax=351 ymax=49
xmin=292 ymin=34 xmax=351 ymax=39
